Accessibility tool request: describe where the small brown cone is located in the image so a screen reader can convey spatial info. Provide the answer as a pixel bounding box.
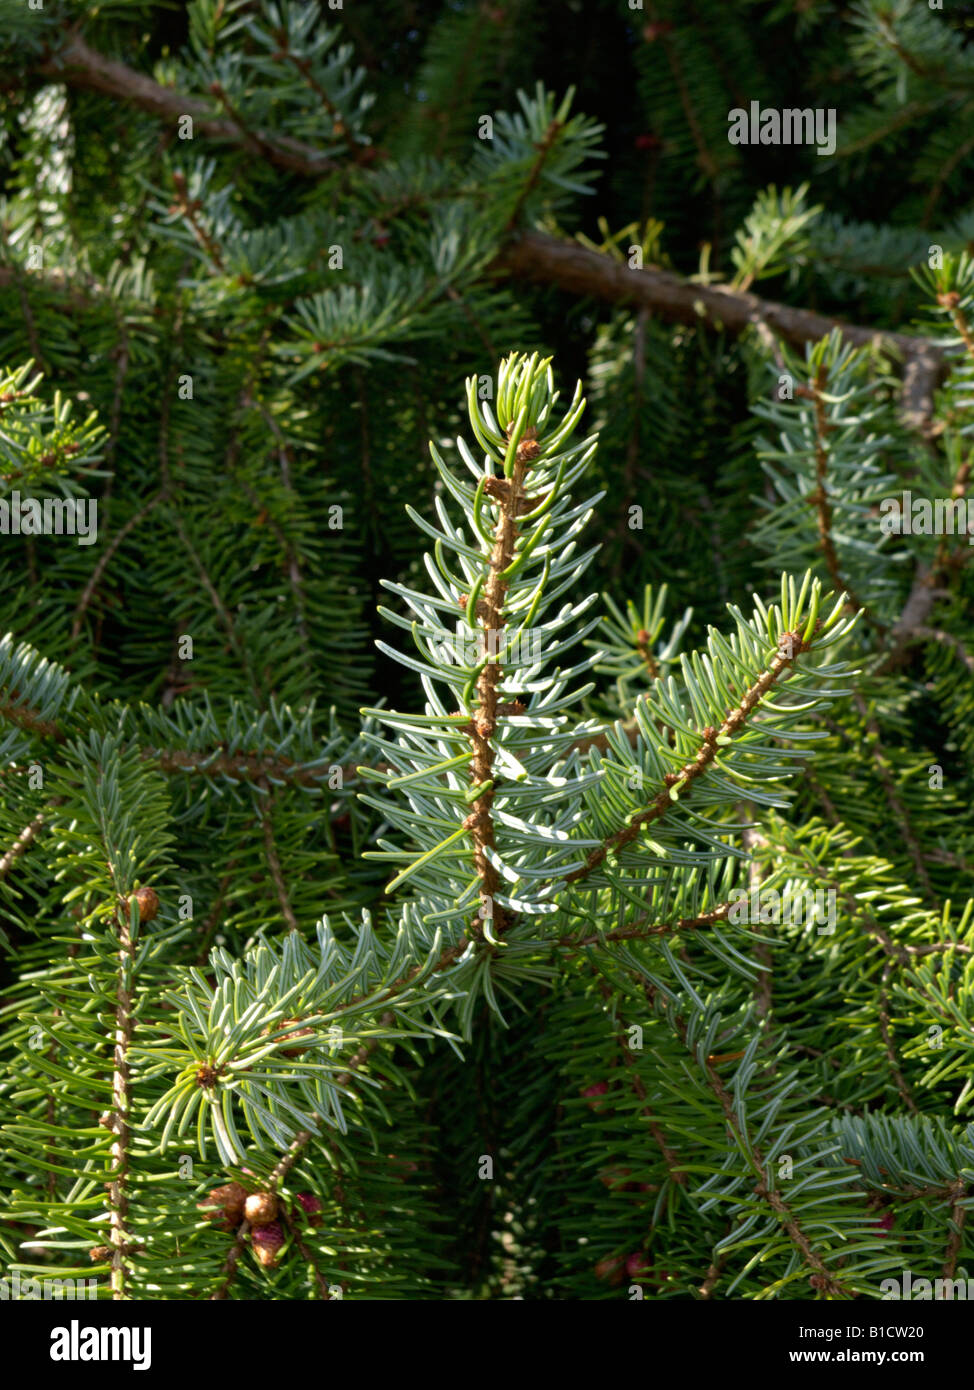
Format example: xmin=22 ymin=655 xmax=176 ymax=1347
xmin=251 ymin=1222 xmax=284 ymax=1269
xmin=126 ymin=886 xmax=160 ymax=922
xmin=198 ymin=1181 xmax=247 ymax=1229
xmin=295 ymin=1191 xmax=323 ymax=1227
xmin=594 ymin=1254 xmax=626 ymax=1286
xmin=244 ymin=1191 xmax=279 ymax=1225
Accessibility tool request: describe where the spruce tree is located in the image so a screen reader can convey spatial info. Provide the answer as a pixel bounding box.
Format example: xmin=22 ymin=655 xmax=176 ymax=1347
xmin=0 ymin=0 xmax=972 ymax=1310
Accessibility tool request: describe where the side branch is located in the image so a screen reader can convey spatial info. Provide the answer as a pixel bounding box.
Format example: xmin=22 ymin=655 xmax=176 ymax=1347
xmin=492 ymin=233 xmax=944 ymax=430
xmin=564 ymin=626 xmax=820 ymax=886
xmin=39 ymin=35 xmax=338 ymax=177
xmin=801 ymin=365 xmax=879 ymax=627
xmin=108 ymin=903 xmax=135 ymax=1299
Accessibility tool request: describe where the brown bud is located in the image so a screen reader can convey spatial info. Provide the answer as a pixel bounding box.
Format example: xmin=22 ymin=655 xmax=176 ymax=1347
xmin=516 ymin=434 xmax=541 ymax=465
xmin=264 ymin=1018 xmax=315 ymax=1058
xmin=125 ymin=886 xmax=159 ymax=922
xmin=387 ymin=1153 xmax=419 ymax=1174
xmin=497 ymin=700 xmax=526 ymax=716
xmin=244 ymin=1191 xmax=279 ymax=1225
xmin=594 ymin=1254 xmax=626 ymax=1285
xmin=89 ymin=1246 xmax=111 ymax=1263
xmin=251 ymin=1222 xmax=284 ymax=1269
xmin=295 ymin=1191 xmax=324 ymax=1227
xmin=483 ymin=474 xmax=510 ymax=501
xmin=198 ymin=1181 xmax=247 ymax=1229
xmin=598 ymin=1165 xmax=633 ymax=1190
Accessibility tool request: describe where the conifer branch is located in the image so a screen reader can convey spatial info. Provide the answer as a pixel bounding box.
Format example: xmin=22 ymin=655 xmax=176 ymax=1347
xmin=504 ymin=118 xmax=565 ymax=232
xmin=170 ymin=511 xmax=263 ymax=705
xmin=0 ymin=695 xmax=64 ymax=742
xmin=463 ymin=438 xmax=535 ymax=932
xmin=5 ymin=2 xmax=973 ymax=1306
xmin=260 ymin=789 xmax=300 ymax=933
xmin=0 ymin=808 xmax=46 ymax=879
xmin=911 ymin=626 xmax=974 ymax=672
xmin=38 ymin=33 xmax=339 ymax=177
xmin=644 ymin=979 xmax=852 ymax=1298
xmin=169 ymin=172 xmax=227 ymax=272
xmin=563 ymin=624 xmax=822 ymax=886
xmin=557 ymin=901 xmax=734 ymax=950
xmin=69 ymin=490 xmax=167 ymax=646
xmin=741 ymin=816 xmax=774 ymax=1027
xmin=285 ymin=1217 xmax=332 ymax=1299
xmin=801 ymin=366 xmax=881 ymax=629
xmin=0 ymin=683 xmax=352 ymax=790
xmin=878 ymin=957 xmax=919 ymax=1115
xmin=600 ymin=980 xmax=687 ymax=1189
xmin=492 ymin=232 xmax=945 ymax=428
xmin=697 ymin=1246 xmax=729 ymax=1299
xmin=943 ymin=1182 xmax=968 ymax=1280
xmin=109 ymin=899 xmax=135 ymax=1299
xmin=3 ymin=26 xmax=949 ymax=438
xmin=852 ymin=693 xmax=934 ymax=900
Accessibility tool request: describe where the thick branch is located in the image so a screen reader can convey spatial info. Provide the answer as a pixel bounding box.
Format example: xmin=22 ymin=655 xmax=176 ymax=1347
xmin=39 ymin=35 xmax=338 ymax=177
xmin=492 ymin=232 xmax=945 ymax=429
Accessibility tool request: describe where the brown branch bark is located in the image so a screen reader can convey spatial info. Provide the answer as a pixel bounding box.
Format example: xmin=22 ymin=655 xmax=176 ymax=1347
xmin=803 ymin=365 xmax=881 ymax=627
xmin=853 ymin=692 xmax=934 ymax=901
xmin=0 ymin=809 xmax=47 ymax=880
xmin=7 ymin=30 xmax=948 ymax=435
xmin=463 ymin=443 xmax=535 ymax=932
xmin=491 ymin=232 xmax=945 ymax=429
xmin=557 ymin=900 xmax=733 ymax=951
xmin=943 ymin=1182 xmax=968 ymax=1280
xmin=39 ymin=34 xmax=338 ymax=177
xmin=880 ymin=451 xmax=972 ymax=670
xmin=260 ymin=787 xmax=300 ymax=933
